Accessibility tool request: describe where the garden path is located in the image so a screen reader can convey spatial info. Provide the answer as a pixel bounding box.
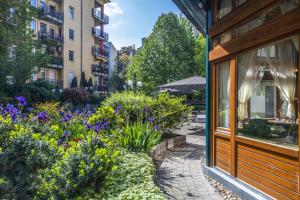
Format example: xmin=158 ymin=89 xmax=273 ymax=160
xmin=157 ymin=124 xmax=221 ymax=200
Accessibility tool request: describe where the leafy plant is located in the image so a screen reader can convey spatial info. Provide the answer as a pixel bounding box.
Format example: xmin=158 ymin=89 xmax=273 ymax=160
xmin=112 ymin=122 xmax=161 ymax=153
xmin=62 ymin=88 xmax=90 ymax=105
xmin=98 ymin=150 xmax=166 ymax=200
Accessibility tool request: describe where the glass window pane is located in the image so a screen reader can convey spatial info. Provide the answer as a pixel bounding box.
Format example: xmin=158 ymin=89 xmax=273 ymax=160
xmin=237 ymin=36 xmax=299 ymax=148
xmin=217 ymin=61 xmax=230 ymax=128
xmin=217 ymin=0 xmax=232 ymax=19
xmin=30 ymin=20 xmax=36 ymax=31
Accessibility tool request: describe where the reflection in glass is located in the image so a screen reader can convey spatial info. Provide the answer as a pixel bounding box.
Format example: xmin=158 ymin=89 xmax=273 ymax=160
xmin=218 ymin=62 xmax=230 ymax=128
xmin=237 ymin=36 xmax=299 ymax=148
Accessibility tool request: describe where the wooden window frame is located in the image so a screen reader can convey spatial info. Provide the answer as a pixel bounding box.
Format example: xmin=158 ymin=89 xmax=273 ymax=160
xmin=211 ymin=35 xmax=300 ymax=178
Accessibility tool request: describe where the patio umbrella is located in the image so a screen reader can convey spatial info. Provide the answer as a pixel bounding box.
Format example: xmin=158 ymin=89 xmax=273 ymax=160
xmin=158 ymin=76 xmax=206 ymax=94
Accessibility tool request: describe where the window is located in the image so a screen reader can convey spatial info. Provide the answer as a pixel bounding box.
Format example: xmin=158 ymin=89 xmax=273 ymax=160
xmin=40 ymin=23 xmax=47 ymax=33
xmin=68 ymin=72 xmax=74 ymax=84
xmin=68 ymin=6 xmax=74 ymax=19
xmin=237 ymin=36 xmax=299 ymax=148
xmin=30 ymin=19 xmax=36 ymax=31
xmin=69 ymin=50 xmax=74 ymax=61
xmin=30 ymin=0 xmax=37 ymax=7
xmin=236 ymin=0 xmax=299 ymax=37
xmin=217 ymin=0 xmax=232 ymax=19
xmin=69 ymin=29 xmax=74 ymax=40
xmin=217 ymin=61 xmax=230 ymax=128
xmin=40 ymin=69 xmax=46 ymax=80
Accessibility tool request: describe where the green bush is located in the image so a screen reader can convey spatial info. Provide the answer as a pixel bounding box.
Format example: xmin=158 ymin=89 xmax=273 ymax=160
xmin=112 ymin=122 xmax=161 ymax=153
xmin=98 ymin=150 xmax=166 ymax=200
xmin=103 ymin=91 xmax=191 ymax=134
xmin=21 ymin=79 xmax=58 ymax=103
xmin=103 ymin=91 xmax=154 ymax=123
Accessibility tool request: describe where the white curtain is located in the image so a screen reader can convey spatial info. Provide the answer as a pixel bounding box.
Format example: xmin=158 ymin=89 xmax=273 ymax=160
xmin=218 ymin=62 xmax=230 ymax=128
xmin=266 ymin=39 xmax=298 ymax=118
xmin=238 ymin=50 xmax=265 ymax=120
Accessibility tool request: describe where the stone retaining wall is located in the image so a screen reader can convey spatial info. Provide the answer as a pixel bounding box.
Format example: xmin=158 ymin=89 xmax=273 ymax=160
xmin=151 ymin=135 xmax=186 ymax=160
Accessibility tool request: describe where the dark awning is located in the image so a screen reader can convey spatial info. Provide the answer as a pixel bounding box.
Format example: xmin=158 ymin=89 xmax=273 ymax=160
xmin=158 ymin=76 xmax=206 ymax=94
xmin=172 ymin=0 xmax=208 ymax=35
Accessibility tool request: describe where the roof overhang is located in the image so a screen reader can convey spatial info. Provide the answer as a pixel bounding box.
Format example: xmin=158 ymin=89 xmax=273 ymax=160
xmin=172 ymin=0 xmax=208 ymax=35
xmin=96 ymin=0 xmax=111 ymax=5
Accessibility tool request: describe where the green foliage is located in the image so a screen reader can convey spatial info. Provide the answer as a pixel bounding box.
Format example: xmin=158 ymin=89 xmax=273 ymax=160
xmin=152 ymin=93 xmax=191 ymax=134
xmin=109 ymin=54 xmax=131 ymax=92
xmin=99 ymin=151 xmax=166 ymax=200
xmin=88 ymin=105 xmax=124 ymax=129
xmin=195 ymin=35 xmax=206 ymax=76
xmin=71 ymin=76 xmax=78 ymax=88
xmin=87 ymin=77 xmax=93 ymax=88
xmin=19 ymin=79 xmax=57 ymax=103
xmin=80 ymin=71 xmax=88 ymax=88
xmin=103 ymin=92 xmax=191 ymax=134
xmin=103 ymin=91 xmax=154 ymax=123
xmin=127 ymin=13 xmax=197 ymax=93
xmin=112 ymin=123 xmax=161 ymax=153
xmin=0 ymin=1 xmax=49 ymax=95
xmin=35 ymin=137 xmax=119 ymax=199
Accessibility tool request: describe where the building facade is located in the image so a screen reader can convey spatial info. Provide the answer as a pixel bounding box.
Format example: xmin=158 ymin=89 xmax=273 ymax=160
xmin=30 ymin=0 xmax=110 ymax=93
xmin=174 ymin=0 xmax=300 ymax=199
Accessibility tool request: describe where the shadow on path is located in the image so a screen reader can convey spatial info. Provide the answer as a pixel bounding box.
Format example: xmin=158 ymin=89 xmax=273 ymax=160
xmin=156 ymin=124 xmax=221 ymax=200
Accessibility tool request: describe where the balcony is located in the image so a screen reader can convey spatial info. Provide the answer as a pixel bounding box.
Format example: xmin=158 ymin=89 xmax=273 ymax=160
xmin=46 ymin=79 xmax=63 ymax=88
xmin=94 ymin=81 xmax=108 ymax=92
xmin=92 ymin=27 xmax=109 ymax=41
xmin=92 ymin=46 xmax=109 ymax=60
xmin=48 ymin=57 xmax=63 ymax=69
xmin=38 ymin=31 xmax=63 ymax=43
xmin=40 ymin=5 xmax=64 ymax=25
xmin=92 ymin=64 xmax=109 ymax=75
xmin=92 ymin=8 xmax=109 ymax=24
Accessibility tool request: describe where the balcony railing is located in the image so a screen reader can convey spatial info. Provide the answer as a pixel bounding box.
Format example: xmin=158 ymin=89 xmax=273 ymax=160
xmin=48 ymin=57 xmax=63 ymax=68
xmin=46 ymin=79 xmax=63 ymax=88
xmin=38 ymin=31 xmax=63 ymax=43
xmin=92 ymin=46 xmax=109 ymax=59
xmin=92 ymin=9 xmax=109 ymax=24
xmin=92 ymin=27 xmax=109 ymax=41
xmin=92 ymin=64 xmax=109 ymax=75
xmin=94 ymin=81 xmax=108 ymax=92
xmin=40 ymin=5 xmax=64 ymax=24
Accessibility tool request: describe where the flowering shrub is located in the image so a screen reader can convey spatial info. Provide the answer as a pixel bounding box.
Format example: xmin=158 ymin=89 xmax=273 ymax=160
xmin=0 ymin=95 xmax=170 ymax=199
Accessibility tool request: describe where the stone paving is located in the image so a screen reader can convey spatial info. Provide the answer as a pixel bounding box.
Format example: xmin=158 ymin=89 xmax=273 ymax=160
xmin=157 ymin=123 xmax=222 ymax=200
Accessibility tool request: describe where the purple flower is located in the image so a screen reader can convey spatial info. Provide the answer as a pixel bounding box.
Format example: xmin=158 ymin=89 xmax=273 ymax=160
xmin=93 ymin=125 xmax=100 ymax=133
xmin=86 ymin=111 xmax=92 ymax=117
xmin=154 ymin=124 xmax=159 ymax=131
xmin=114 ymin=105 xmax=123 ymax=114
xmin=15 ymin=96 xmax=27 ymax=106
xmin=27 ymin=107 xmax=34 ymax=112
xmin=63 ymin=112 xmax=72 ymax=122
xmin=86 ymin=104 xmax=91 ymax=111
xmin=38 ymin=111 xmax=48 ymax=123
xmin=84 ymin=122 xmax=92 ymax=129
xmin=148 ymin=116 xmax=154 ymax=123
xmin=63 ymin=131 xmax=69 ymax=137
xmin=75 ymin=109 xmax=81 ymax=115
xmin=57 ymin=139 xmax=63 ymax=145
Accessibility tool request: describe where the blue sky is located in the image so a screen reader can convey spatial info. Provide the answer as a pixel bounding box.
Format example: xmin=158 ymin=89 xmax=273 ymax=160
xmin=105 ymin=0 xmax=181 ymax=50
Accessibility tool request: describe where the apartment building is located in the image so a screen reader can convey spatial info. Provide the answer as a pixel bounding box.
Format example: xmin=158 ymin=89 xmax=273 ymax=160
xmin=30 ymin=0 xmax=110 ymax=93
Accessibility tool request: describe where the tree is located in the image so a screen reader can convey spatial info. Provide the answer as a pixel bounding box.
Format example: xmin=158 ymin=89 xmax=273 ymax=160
xmin=79 ymin=71 xmax=88 ymax=88
xmin=71 ymin=77 xmax=78 ymax=88
xmin=87 ymin=77 xmax=93 ymax=88
xmin=0 ymin=0 xmax=49 ymax=95
xmin=195 ymin=35 xmax=206 ymax=76
xmin=109 ymin=53 xmax=131 ymax=92
xmin=127 ymin=13 xmax=197 ymax=93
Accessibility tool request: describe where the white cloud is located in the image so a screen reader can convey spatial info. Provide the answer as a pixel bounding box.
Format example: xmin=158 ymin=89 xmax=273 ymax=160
xmin=105 ymin=2 xmax=124 ymax=18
